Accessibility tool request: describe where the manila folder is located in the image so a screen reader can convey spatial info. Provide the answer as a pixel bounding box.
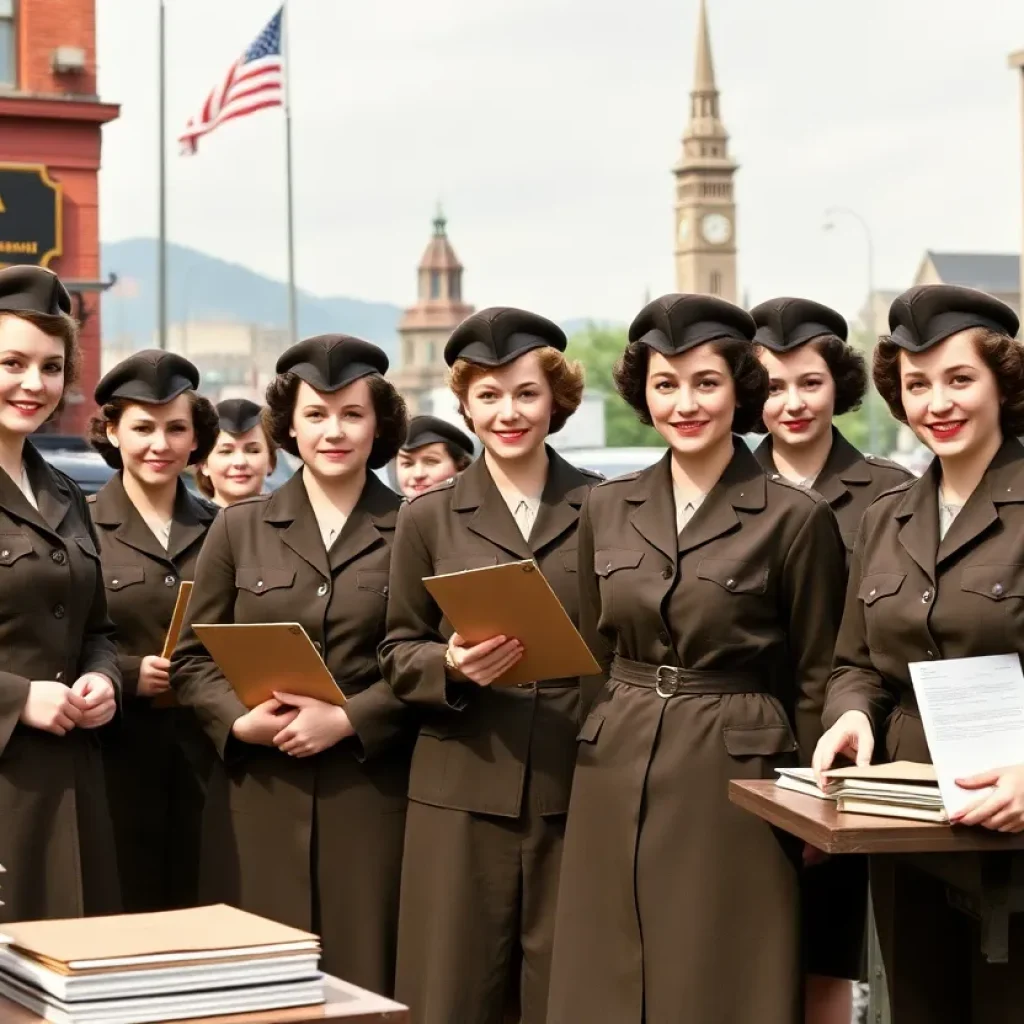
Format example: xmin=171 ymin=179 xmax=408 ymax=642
xmin=424 ymin=559 xmax=601 ymax=687
xmin=193 ymin=622 xmax=346 ymax=708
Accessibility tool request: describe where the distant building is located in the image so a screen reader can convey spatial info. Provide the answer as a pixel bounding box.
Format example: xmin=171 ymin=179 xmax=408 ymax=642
xmin=912 ymin=251 xmax=1020 ymax=315
xmin=391 ymin=208 xmax=474 ymax=415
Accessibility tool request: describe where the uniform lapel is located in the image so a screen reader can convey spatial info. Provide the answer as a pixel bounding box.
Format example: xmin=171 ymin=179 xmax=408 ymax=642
xmin=453 ymin=457 xmax=533 ymax=561
xmin=627 ymin=453 xmax=679 ymax=563
xmin=91 ymin=473 xmax=170 ymax=564
xmin=528 ymin=447 xmax=589 ymax=554
xmin=167 ymin=482 xmax=216 ymax=563
xmin=328 ymin=473 xmax=399 ymax=573
xmin=263 ymin=471 xmax=331 ymax=580
xmin=894 ymin=461 xmax=939 ymax=584
xmin=813 ymin=429 xmax=871 ymax=507
xmin=21 ymin=442 xmax=71 ymax=537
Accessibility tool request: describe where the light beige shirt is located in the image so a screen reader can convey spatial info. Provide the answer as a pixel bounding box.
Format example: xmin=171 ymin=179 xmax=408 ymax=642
xmin=315 ymin=509 xmax=349 ymax=552
xmin=938 ymin=490 xmax=963 ymax=541
xmin=498 ymin=488 xmax=542 ymax=541
xmin=141 ymin=514 xmax=172 ymax=550
xmin=673 ymin=481 xmax=706 ymax=534
xmin=17 ymin=466 xmax=38 ymax=512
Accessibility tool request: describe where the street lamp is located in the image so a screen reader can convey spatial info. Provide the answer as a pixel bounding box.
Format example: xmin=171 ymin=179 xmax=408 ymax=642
xmin=823 ymin=206 xmax=879 ymax=453
xmin=157 ymin=0 xmax=167 ymax=350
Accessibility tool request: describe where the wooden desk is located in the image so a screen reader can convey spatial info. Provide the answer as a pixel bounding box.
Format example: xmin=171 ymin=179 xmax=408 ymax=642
xmin=0 ymin=976 xmax=409 ymax=1024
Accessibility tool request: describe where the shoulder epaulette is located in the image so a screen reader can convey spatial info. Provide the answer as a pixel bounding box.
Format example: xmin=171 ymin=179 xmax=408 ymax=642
xmin=86 ymin=493 xmax=98 ymax=505
xmin=579 ymin=467 xmax=605 ymax=482
xmin=863 ymin=453 xmax=915 ymax=476
xmin=407 ymin=477 xmax=457 ymax=503
xmin=868 ymin=477 xmax=916 ymax=507
xmin=595 ymin=470 xmax=641 ymax=488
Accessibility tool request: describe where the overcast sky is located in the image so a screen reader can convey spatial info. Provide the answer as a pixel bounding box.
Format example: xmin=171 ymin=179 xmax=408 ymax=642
xmin=95 ymin=0 xmax=1024 ymax=324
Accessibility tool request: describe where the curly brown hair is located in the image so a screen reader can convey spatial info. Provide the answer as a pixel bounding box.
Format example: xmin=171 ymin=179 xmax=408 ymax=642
xmin=87 ymin=392 xmax=220 ymax=470
xmin=873 ymin=327 xmax=1024 ymax=435
xmin=0 ymin=309 xmax=82 ymax=419
xmin=614 ymin=337 xmax=768 ymax=434
xmin=264 ymin=373 xmax=407 ymax=469
xmin=447 ymin=346 xmax=585 ymax=436
xmin=195 ymin=423 xmax=279 ymax=499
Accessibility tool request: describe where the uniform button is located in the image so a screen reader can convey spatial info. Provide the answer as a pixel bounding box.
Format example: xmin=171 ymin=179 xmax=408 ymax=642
xmin=0 ymin=549 xmax=9 ymax=560
xmin=658 ymin=631 xmax=671 ymax=646
xmin=926 ymin=650 xmax=935 ymax=659
xmin=53 ymin=604 xmax=65 ymax=619
xmin=922 ymin=590 xmax=932 ymax=603
xmin=313 ymin=641 xmax=323 ymax=654
xmin=869 ymin=588 xmax=877 ymax=598
xmin=164 ymin=574 xmax=176 ymax=587
xmin=605 ymin=562 xmax=613 ymax=573
xmin=255 ymin=579 xmax=264 ymax=589
xmin=317 ymin=582 xmax=328 ymax=597
xmin=771 ymin=473 xmax=780 ymax=481
xmin=382 ymin=585 xmax=389 ymax=596
xmin=661 ymin=566 xmax=673 ymax=579
xmin=111 ymin=578 xmax=119 ymax=586
xmin=725 ymin=578 xmax=736 ymax=590
xmin=993 ymin=583 xmax=1005 ymax=597
xmin=55 ymin=671 xmax=63 ymax=682
xmin=51 ymin=549 xmax=66 ymax=565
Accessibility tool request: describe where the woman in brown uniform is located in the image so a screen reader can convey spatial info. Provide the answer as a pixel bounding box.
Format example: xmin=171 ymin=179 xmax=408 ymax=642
xmin=88 ymin=351 xmax=220 ymax=912
xmin=394 ymin=414 xmax=474 ymax=499
xmin=379 ymin=306 xmax=600 ymax=1024
xmin=197 ymin=398 xmax=277 ymax=506
xmin=814 ymin=285 xmax=1024 ymax=1022
xmin=0 ymin=266 xmax=120 ymax=922
xmin=547 ymin=294 xmax=847 ymax=1024
xmin=751 ymin=296 xmax=913 ymax=1022
xmin=172 ymin=335 xmax=410 ymax=993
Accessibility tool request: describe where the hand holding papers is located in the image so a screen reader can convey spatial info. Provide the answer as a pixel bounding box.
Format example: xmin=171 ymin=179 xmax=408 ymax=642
xmin=424 ymin=560 xmax=601 ymax=687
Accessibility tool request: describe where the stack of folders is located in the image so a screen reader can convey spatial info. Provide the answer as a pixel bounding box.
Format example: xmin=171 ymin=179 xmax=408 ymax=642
xmin=775 ymin=761 xmax=947 ymax=823
xmin=0 ymin=904 xmax=324 ymax=1024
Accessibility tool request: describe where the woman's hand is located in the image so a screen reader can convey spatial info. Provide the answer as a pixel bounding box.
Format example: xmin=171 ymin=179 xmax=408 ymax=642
xmin=71 ymin=673 xmax=117 ymax=728
xmin=138 ymin=656 xmax=172 ymax=697
xmin=811 ymin=710 xmax=874 ymax=785
xmin=952 ymin=764 xmax=1024 ymax=832
xmin=231 ymin=698 xmax=299 ymax=747
xmin=271 ymin=692 xmax=354 ymax=757
xmin=445 ymin=632 xmax=523 ymax=687
xmin=19 ymin=680 xmax=88 ymax=736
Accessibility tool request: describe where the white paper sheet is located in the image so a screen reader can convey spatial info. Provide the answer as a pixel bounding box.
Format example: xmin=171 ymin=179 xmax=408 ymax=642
xmin=909 ymin=653 xmax=1024 ymax=817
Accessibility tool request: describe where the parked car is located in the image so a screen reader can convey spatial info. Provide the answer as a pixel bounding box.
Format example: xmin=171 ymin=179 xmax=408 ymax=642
xmin=41 ymin=449 xmax=116 ymax=496
xmin=559 ymin=446 xmax=666 ymax=481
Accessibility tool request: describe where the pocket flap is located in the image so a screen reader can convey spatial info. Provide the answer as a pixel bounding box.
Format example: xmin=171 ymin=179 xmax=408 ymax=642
xmin=722 ymin=724 xmax=797 ymax=757
xmin=594 ymin=548 xmax=643 ymax=577
xmin=696 ymin=558 xmax=768 ymax=595
xmin=576 ymin=712 xmax=604 ymax=743
xmin=561 ymin=549 xmax=578 ymax=573
xmin=0 ymin=535 xmax=34 ymax=567
xmin=960 ymin=564 xmax=1024 ymax=601
xmin=435 ymin=554 xmax=499 ymax=575
xmin=356 ymin=569 xmax=389 ymax=596
xmin=105 ymin=565 xmax=145 ymax=590
xmin=235 ymin=567 xmax=296 ymax=594
xmin=858 ymin=572 xmax=905 ymax=605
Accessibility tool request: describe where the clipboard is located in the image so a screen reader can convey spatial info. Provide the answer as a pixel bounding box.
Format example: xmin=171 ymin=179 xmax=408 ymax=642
xmin=423 ymin=559 xmax=602 ymax=687
xmin=161 ymin=581 xmax=193 ymax=660
xmin=192 ymin=622 xmax=346 ymax=708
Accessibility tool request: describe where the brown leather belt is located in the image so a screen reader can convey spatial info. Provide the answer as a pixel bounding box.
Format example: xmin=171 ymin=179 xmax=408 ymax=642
xmin=611 ymin=656 xmax=765 ymax=699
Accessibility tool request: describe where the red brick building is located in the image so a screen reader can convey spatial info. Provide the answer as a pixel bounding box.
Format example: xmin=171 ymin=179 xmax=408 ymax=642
xmin=0 ymin=0 xmax=118 ymax=432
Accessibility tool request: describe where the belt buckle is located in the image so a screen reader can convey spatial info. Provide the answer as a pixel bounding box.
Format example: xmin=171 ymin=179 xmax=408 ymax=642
xmin=655 ymin=665 xmax=680 ymax=699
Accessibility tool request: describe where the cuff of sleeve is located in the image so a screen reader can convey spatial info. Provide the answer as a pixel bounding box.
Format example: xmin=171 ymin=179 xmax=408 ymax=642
xmin=343 ymin=681 xmax=412 ymax=761
xmin=204 ymin=694 xmax=248 ymax=761
xmin=118 ymin=655 xmax=142 ymax=699
xmin=821 ymin=693 xmax=883 ymax=734
xmin=0 ymin=672 xmax=31 ymax=755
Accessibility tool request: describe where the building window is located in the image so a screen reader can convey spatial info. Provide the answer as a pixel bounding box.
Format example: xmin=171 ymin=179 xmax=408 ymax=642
xmin=427 ymin=340 xmax=437 ymax=364
xmin=402 ymin=337 xmax=414 ymax=367
xmin=449 ymin=272 xmax=461 ymax=301
xmin=0 ymin=0 xmax=15 ymax=89
xmin=710 ymin=271 xmax=722 ymax=296
xmin=429 ymin=271 xmax=441 ymax=299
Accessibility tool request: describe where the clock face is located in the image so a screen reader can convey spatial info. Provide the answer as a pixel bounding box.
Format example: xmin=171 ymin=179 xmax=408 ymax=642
xmin=677 ymin=218 xmax=690 ymax=245
xmin=701 ymin=213 xmax=732 ymax=245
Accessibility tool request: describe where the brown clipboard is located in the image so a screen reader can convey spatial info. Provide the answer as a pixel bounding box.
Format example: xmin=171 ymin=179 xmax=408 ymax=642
xmin=192 ymin=622 xmax=346 ymax=708
xmin=423 ymin=559 xmax=602 ymax=687
xmin=160 ymin=581 xmax=193 ymax=659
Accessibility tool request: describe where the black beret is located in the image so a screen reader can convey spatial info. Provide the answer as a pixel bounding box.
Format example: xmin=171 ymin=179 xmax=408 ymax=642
xmin=751 ymin=297 xmax=848 ymax=352
xmin=94 ymin=350 xmax=200 ymax=405
xmin=0 ymin=266 xmax=72 ymax=317
xmin=444 ymin=306 xmax=566 ymax=368
xmin=276 ymin=334 xmax=388 ymax=391
xmin=401 ymin=415 xmax=474 ymax=456
xmin=216 ymin=398 xmax=263 ymax=435
xmin=629 ymin=293 xmax=756 ymax=355
xmin=887 ymin=285 xmax=1019 ymax=352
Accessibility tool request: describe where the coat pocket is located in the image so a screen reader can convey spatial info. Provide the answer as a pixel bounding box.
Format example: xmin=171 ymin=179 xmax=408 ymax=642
xmin=858 ymin=572 xmax=905 ymax=605
xmin=0 ymin=535 xmax=34 ymax=567
xmin=722 ymin=724 xmax=797 ymax=757
xmin=960 ymin=564 xmax=1024 ymax=601
xmin=576 ymin=711 xmax=604 ymax=743
xmin=561 ymin=548 xmax=578 ymax=573
xmin=696 ymin=558 xmax=769 ymax=595
xmin=435 ymin=554 xmax=499 ymax=575
xmin=594 ymin=548 xmax=643 ymax=577
xmin=235 ymin=567 xmax=296 ymax=595
xmin=356 ymin=569 xmax=389 ymax=597
xmin=104 ymin=565 xmax=145 ymax=591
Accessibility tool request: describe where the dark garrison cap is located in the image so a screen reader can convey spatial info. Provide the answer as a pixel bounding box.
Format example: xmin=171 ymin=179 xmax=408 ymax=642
xmin=0 ymin=265 xmax=72 ymax=317
xmin=751 ymin=297 xmax=848 ymax=352
xmin=401 ymin=415 xmax=474 ymax=456
xmin=276 ymin=334 xmax=388 ymax=391
xmin=629 ymin=293 xmax=756 ymax=354
xmin=94 ymin=350 xmax=200 ymax=405
xmin=216 ymin=398 xmax=263 ymax=435
xmin=887 ymin=285 xmax=1019 ymax=352
xmin=444 ymin=306 xmax=566 ymax=368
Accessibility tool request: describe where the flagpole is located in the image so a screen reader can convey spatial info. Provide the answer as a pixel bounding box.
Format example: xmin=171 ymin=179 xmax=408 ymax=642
xmin=157 ymin=0 xmax=168 ymax=350
xmin=281 ymin=1 xmax=298 ymax=346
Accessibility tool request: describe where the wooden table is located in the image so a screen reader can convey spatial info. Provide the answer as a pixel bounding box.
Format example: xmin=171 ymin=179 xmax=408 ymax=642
xmin=0 ymin=975 xmax=409 ymax=1024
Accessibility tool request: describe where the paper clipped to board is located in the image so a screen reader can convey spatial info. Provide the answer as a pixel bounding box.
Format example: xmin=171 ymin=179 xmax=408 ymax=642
xmin=193 ymin=622 xmax=346 ymax=708
xmin=423 ymin=559 xmax=602 ymax=687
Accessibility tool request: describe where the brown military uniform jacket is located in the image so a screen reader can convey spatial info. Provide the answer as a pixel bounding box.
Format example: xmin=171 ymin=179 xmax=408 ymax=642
xmin=171 ymin=469 xmax=411 ymax=992
xmin=755 ymin=427 xmax=915 ymax=551
xmin=89 ymin=474 xmax=217 ymax=912
xmin=379 ymin=448 xmax=602 ymax=818
xmin=548 ymin=441 xmax=847 ymax=1024
xmin=0 ymin=441 xmax=121 ymax=923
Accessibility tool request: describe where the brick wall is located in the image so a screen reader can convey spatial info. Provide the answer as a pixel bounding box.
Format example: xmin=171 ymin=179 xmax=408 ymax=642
xmin=18 ymin=0 xmax=98 ymax=97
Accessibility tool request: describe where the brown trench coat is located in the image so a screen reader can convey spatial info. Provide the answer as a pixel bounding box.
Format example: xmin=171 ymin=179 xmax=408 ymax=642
xmin=171 ymin=470 xmax=412 ymax=993
xmin=90 ymin=474 xmax=217 ymax=912
xmin=823 ymin=436 xmax=1024 ymax=1021
xmin=0 ymin=442 xmax=122 ymax=923
xmin=378 ymin=448 xmax=601 ymax=1023
xmin=547 ymin=440 xmax=847 ymax=1024
xmin=757 ymin=427 xmax=914 ymax=979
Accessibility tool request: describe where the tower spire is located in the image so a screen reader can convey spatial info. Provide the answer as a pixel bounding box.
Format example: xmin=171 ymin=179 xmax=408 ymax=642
xmin=692 ymin=0 xmax=716 ymax=94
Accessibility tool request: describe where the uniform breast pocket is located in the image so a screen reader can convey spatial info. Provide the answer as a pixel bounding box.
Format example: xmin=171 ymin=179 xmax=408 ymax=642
xmin=696 ymin=557 xmax=769 ymax=596
xmin=235 ymin=568 xmax=296 ymax=598
xmin=594 ymin=548 xmax=644 ymax=622
xmin=104 ymin=565 xmax=145 ymax=591
xmin=858 ymin=572 xmax=906 ymax=653
xmin=960 ymin=564 xmax=1024 ymax=603
xmin=0 ymin=535 xmax=34 ymax=569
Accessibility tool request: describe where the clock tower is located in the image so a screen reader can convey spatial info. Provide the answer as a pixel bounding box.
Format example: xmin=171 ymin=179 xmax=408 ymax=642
xmin=673 ymin=0 xmax=738 ymax=302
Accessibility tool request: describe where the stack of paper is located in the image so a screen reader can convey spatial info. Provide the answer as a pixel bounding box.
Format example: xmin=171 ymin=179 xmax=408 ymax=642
xmin=0 ymin=904 xmax=324 ymax=1024
xmin=776 ymin=762 xmax=947 ymax=823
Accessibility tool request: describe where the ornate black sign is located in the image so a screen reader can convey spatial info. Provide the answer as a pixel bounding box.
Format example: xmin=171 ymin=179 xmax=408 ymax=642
xmin=0 ymin=163 xmax=63 ymax=268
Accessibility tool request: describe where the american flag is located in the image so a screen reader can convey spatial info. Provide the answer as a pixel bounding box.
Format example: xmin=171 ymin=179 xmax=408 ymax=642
xmin=179 ymin=7 xmax=285 ymax=155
